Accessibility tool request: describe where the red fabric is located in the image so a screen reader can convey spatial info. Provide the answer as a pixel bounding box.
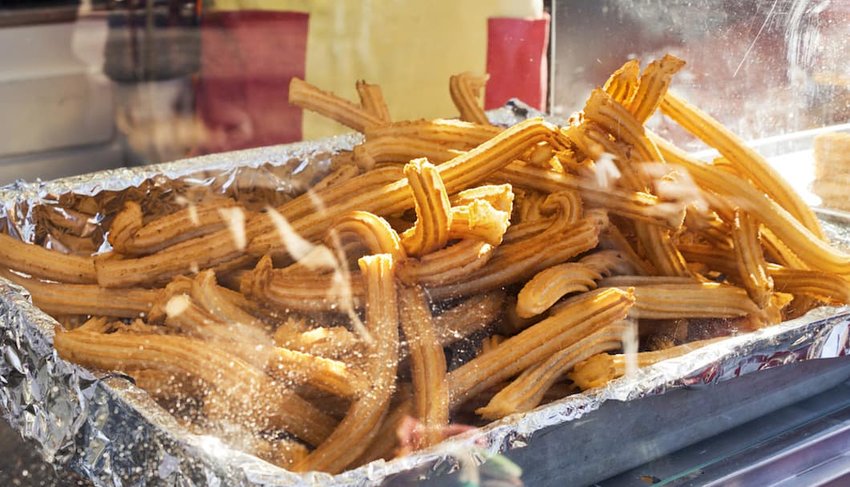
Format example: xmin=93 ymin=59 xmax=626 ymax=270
xmin=485 ymin=16 xmax=549 ymax=111
xmin=197 ymin=11 xmax=308 ymax=153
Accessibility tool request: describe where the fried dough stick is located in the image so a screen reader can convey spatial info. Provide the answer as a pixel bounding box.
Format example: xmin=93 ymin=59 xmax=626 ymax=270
xmin=579 ymin=89 xmax=690 ymax=277
xmin=249 ymin=118 xmax=564 ymax=253
xmin=477 ymin=321 xmax=629 ymax=419
xmin=626 ymin=54 xmax=686 ymax=124
xmin=109 ymin=199 xmax=239 ymax=256
xmin=624 ymin=283 xmax=761 ymax=320
xmin=0 ymin=268 xmax=157 ymax=318
xmin=189 ymin=270 xmax=268 ymax=332
xmin=294 ymin=254 xmax=400 ymax=473
xmin=354 ymin=137 xmax=462 ymax=167
xmin=365 ymin=119 xmax=501 ymax=149
xmin=449 ymin=72 xmax=490 ymax=125
xmin=603 ymin=59 xmax=641 ymax=105
xmin=400 ymin=159 xmax=453 ymax=256
xmin=449 ymin=199 xmax=511 ymax=245
xmin=496 ymin=163 xmax=685 ymax=229
xmin=432 ymin=291 xmax=505 ymax=345
xmin=516 ymin=250 xmax=633 ymax=318
xmin=429 ymin=217 xmax=601 ymax=300
xmin=660 ymin=91 xmax=823 ymax=238
xmin=653 ymin=134 xmax=850 ymax=275
xmin=732 ymin=210 xmax=773 ymax=308
xmin=160 ymin=284 xmax=358 ymax=397
xmin=568 ymin=337 xmax=727 ymax=390
xmin=328 ymin=211 xmax=405 ymax=261
xmin=0 ymin=232 xmax=96 ymax=284
xmin=769 ymin=265 xmax=850 ymax=304
xmin=242 ymin=256 xmax=365 ymax=313
xmin=448 ymin=288 xmax=635 ymax=408
xmin=397 ymin=239 xmax=494 ymax=286
xmin=399 ymin=287 xmax=448 ymax=447
xmin=356 ymin=80 xmax=391 ymax=123
xmin=289 ymin=78 xmax=384 ymax=132
xmin=53 ymin=329 xmax=335 ymax=447
xmin=96 ymin=221 xmax=255 ymax=288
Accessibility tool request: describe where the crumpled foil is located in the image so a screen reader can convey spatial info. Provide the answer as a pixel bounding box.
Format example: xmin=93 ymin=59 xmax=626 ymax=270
xmin=1 ymin=102 xmax=850 ymax=486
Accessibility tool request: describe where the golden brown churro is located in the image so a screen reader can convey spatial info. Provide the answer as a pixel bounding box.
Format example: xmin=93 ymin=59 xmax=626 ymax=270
xmin=603 ymin=59 xmax=641 ymax=105
xmin=294 ymin=254 xmax=399 ymax=473
xmin=654 ymin=134 xmax=850 ymax=274
xmin=568 ymin=337 xmax=727 ymax=390
xmin=54 ymin=329 xmax=334 ymax=446
xmin=365 ymin=119 xmax=501 ymax=150
xmin=33 ymin=57 xmax=850 ymax=474
xmin=732 ymin=210 xmax=773 ymax=308
xmin=477 ymin=321 xmax=628 ymax=418
xmin=449 ymin=72 xmax=490 ymax=125
xmin=0 ymin=233 xmax=96 ymax=284
xmin=625 ymin=283 xmax=761 ymax=320
xmin=328 ymin=211 xmax=405 ymax=261
xmin=356 ymin=80 xmax=391 ymax=123
xmin=289 ymin=77 xmax=384 ymax=132
xmin=400 ymin=159 xmax=453 ymax=256
xmin=660 ymin=92 xmax=823 ymax=238
xmin=242 ymin=256 xmax=364 ymax=313
xmin=399 ymin=287 xmax=449 ymax=447
xmin=448 ymin=288 xmax=634 ymax=407
xmin=111 ymin=199 xmax=239 ymax=256
xmin=0 ymin=269 xmax=156 ymax=318
xmin=627 ymin=54 xmax=686 ymax=124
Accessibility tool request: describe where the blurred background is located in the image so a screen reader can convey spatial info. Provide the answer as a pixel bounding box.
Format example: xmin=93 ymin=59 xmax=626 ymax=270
xmin=0 ymin=0 xmax=846 ymax=182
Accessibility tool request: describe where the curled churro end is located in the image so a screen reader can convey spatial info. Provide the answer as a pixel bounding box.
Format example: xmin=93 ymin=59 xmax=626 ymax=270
xmin=328 ymin=211 xmax=405 ymax=262
xmin=516 ymin=263 xmax=602 ymax=318
xmin=449 ymin=72 xmax=490 ymax=125
xmin=242 ymin=256 xmax=365 ymax=313
xmin=400 ymin=159 xmax=453 ymax=256
xmin=294 ymin=254 xmax=399 ymax=473
xmin=397 ymin=239 xmax=494 ymax=287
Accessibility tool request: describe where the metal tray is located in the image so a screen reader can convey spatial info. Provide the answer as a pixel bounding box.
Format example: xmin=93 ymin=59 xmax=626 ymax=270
xmin=2 ymin=114 xmax=850 ymax=486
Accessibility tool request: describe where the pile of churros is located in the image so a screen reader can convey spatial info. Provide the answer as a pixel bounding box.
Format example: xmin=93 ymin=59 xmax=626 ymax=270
xmin=2 ymin=54 xmax=850 ymax=474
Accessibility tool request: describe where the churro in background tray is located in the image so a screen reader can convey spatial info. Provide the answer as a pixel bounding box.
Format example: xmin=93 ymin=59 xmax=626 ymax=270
xmin=3 ymin=57 xmax=850 ymax=485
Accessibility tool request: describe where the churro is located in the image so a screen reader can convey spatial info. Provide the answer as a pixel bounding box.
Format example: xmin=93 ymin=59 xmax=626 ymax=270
xmin=294 ymin=254 xmax=399 ymax=473
xmin=448 ymin=288 xmax=634 ymax=407
xmin=399 ymin=287 xmax=448 ymax=447
xmin=449 ymin=72 xmax=490 ymax=125
xmin=400 ymin=159 xmax=453 ymax=256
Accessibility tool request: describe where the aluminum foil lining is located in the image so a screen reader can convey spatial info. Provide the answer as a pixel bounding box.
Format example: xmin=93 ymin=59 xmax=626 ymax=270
xmin=1 ymin=101 xmax=849 ymax=486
